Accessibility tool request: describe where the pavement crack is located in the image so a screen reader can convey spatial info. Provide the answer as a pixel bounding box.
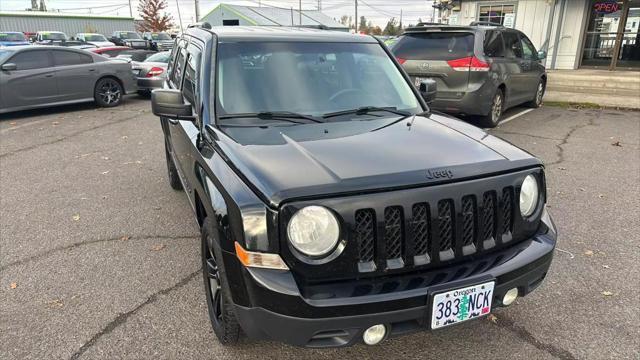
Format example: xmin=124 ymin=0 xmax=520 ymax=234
xmin=0 ymin=234 xmax=198 ymax=272
xmin=0 ymin=112 xmax=142 ymax=159
xmin=69 ymin=270 xmax=200 ymax=360
xmin=492 ymin=315 xmax=578 ymax=360
xmin=493 ymin=131 xmax=563 ymax=141
xmin=546 ymin=112 xmax=597 ymax=166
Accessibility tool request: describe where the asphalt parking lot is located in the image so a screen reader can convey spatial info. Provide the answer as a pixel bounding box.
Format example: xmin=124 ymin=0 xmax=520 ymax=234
xmin=1 ymin=98 xmax=638 ymax=360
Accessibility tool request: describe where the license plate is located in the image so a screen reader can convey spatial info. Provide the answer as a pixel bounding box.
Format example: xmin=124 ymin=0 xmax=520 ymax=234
xmin=431 ymin=281 xmax=495 ymax=329
xmin=414 ymin=77 xmax=431 ymax=87
xmin=132 ymin=69 xmax=140 ymax=76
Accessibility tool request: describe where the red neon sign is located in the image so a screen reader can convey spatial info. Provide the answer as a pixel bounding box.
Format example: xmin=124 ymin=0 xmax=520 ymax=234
xmin=593 ymin=1 xmax=620 ymax=14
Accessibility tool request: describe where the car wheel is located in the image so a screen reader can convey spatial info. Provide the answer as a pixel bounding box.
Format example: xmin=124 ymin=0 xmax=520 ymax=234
xmin=202 ymin=218 xmax=242 ymax=345
xmin=164 ymin=141 xmax=183 ymax=190
xmin=526 ymin=79 xmax=546 ymax=108
xmin=478 ymin=89 xmax=504 ymax=128
xmin=94 ymin=78 xmax=123 ymax=107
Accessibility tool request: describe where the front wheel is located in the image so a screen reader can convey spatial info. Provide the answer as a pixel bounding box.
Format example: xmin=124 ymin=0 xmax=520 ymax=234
xmin=94 ymin=78 xmax=123 ymax=107
xmin=477 ymin=89 xmax=504 ymax=128
xmin=202 ymin=218 xmax=242 ymax=345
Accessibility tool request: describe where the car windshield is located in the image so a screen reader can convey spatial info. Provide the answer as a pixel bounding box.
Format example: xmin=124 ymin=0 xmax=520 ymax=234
xmin=41 ymin=32 xmax=67 ymax=41
xmin=84 ymin=34 xmax=107 ymax=41
xmin=152 ymin=33 xmax=171 ymax=40
xmin=120 ymin=32 xmax=141 ymax=39
xmin=392 ymin=32 xmax=474 ymax=60
xmin=0 ymin=32 xmax=27 ymax=41
xmin=145 ymin=51 xmax=170 ymax=63
xmin=216 ymin=42 xmax=421 ymax=120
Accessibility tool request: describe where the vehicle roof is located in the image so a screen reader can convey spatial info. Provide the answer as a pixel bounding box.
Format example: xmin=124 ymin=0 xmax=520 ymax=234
xmin=1 ymin=45 xmax=91 ymax=52
xmin=402 ymin=24 xmax=519 ymax=34
xmin=190 ymin=26 xmax=377 ymax=43
xmin=1 ymin=31 xmax=23 ymax=34
xmin=37 ymin=31 xmax=66 ymax=33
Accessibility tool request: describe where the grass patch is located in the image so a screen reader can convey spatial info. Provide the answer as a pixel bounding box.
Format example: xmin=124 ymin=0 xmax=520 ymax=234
xmin=543 ymin=101 xmax=603 ymax=109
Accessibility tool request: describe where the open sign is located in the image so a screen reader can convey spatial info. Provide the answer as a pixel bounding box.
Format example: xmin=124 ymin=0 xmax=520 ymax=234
xmin=593 ymin=1 xmax=620 ymax=14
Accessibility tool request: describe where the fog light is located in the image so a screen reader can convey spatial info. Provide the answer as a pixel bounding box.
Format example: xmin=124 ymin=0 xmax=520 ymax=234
xmin=363 ymin=324 xmax=386 ymax=345
xmin=502 ymin=288 xmax=519 ymax=306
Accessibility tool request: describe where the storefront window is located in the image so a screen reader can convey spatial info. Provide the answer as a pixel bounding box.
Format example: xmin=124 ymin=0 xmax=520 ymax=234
xmin=478 ymin=4 xmax=516 ymax=27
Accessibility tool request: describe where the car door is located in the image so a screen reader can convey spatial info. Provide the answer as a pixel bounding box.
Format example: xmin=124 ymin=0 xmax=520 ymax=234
xmin=52 ymin=49 xmax=98 ymax=101
xmin=501 ymin=31 xmax=527 ymax=106
xmin=0 ymin=49 xmax=58 ymax=110
xmin=518 ymin=33 xmax=543 ymax=98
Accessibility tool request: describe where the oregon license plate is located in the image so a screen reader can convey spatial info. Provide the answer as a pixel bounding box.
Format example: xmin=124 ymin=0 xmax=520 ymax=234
xmin=431 ymin=281 xmax=495 ymax=329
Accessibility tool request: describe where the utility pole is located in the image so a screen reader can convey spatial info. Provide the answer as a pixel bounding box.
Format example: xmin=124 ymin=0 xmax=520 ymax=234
xmin=175 ymin=0 xmax=184 ymax=31
xmin=128 ymin=0 xmax=133 ymax=18
xmin=194 ymin=0 xmax=200 ymax=21
xmin=318 ymin=0 xmax=321 ymax=11
xmin=354 ymin=0 xmax=358 ymax=33
xmin=400 ymin=9 xmax=403 ymax=29
xmin=299 ymin=0 xmax=302 ymax=25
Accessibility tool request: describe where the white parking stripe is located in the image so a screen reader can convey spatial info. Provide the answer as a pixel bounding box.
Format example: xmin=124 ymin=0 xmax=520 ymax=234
xmin=0 ymin=117 xmax=55 ymax=135
xmin=498 ymin=108 xmax=535 ymax=126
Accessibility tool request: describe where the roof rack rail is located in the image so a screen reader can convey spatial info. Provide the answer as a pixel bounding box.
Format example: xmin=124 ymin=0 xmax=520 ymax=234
xmin=415 ymin=22 xmax=443 ymax=26
xmin=188 ymin=22 xmax=212 ymax=29
xmin=469 ymin=21 xmax=503 ymax=27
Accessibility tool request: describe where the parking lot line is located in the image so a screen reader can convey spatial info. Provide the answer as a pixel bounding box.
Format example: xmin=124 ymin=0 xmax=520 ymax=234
xmin=498 ymin=108 xmax=535 ymax=126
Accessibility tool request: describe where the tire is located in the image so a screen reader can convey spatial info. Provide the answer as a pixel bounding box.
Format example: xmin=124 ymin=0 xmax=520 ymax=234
xmin=164 ymin=141 xmax=183 ymax=190
xmin=477 ymin=88 xmax=504 ymax=128
xmin=137 ymin=89 xmax=151 ymax=97
xmin=94 ymin=77 xmax=123 ymax=108
xmin=525 ymin=79 xmax=546 ymax=108
xmin=201 ymin=218 xmax=242 ymax=345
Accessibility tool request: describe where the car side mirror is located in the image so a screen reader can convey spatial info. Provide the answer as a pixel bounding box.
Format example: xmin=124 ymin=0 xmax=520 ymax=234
xmin=537 ymin=50 xmax=547 ymax=60
xmin=1 ymin=63 xmax=17 ymax=71
xmin=151 ymin=89 xmax=195 ymax=121
xmin=419 ymin=79 xmax=437 ymax=105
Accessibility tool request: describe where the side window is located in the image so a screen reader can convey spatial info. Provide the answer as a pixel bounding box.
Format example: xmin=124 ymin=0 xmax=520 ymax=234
xmin=182 ymin=43 xmax=202 ymax=106
xmin=169 ymin=41 xmax=187 ymax=88
xmin=52 ymin=50 xmax=93 ymax=66
xmin=520 ymin=35 xmax=537 ymax=60
xmin=502 ymin=32 xmax=523 ymax=58
xmin=9 ymin=50 xmax=52 ymax=70
xmin=484 ymin=31 xmax=505 ymax=57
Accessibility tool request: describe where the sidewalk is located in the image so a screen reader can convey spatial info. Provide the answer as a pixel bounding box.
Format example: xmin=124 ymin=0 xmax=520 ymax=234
xmin=545 ymin=69 xmax=640 ymax=109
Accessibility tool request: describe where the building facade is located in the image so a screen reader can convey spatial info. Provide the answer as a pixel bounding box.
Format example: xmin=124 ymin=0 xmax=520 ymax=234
xmin=441 ymin=0 xmax=640 ymax=70
xmin=0 ymin=11 xmax=135 ymax=38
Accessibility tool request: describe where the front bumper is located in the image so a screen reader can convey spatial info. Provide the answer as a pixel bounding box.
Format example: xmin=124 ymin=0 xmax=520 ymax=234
xmin=227 ymin=209 xmax=557 ymax=347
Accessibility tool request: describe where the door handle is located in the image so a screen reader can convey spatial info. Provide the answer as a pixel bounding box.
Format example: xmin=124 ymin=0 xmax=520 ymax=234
xmin=44 ymin=74 xmax=54 ymax=78
xmin=88 ymin=69 xmax=96 ymax=72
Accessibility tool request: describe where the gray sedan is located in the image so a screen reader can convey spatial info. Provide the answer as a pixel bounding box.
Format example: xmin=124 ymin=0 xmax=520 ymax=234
xmin=0 ymin=46 xmax=137 ymax=114
xmin=131 ymin=51 xmax=170 ymax=94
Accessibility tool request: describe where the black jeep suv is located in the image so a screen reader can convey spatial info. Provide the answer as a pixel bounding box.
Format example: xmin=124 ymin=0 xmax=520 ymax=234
xmin=152 ymin=25 xmax=556 ymax=348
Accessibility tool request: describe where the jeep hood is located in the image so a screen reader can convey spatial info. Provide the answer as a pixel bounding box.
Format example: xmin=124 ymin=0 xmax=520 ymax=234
xmin=216 ymin=113 xmax=541 ymax=207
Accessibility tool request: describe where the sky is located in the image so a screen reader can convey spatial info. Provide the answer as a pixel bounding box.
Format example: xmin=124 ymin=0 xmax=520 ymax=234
xmin=0 ymin=0 xmax=436 ymax=28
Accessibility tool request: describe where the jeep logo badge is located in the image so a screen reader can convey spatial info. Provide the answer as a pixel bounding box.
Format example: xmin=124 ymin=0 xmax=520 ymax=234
xmin=426 ymin=168 xmax=454 ymax=180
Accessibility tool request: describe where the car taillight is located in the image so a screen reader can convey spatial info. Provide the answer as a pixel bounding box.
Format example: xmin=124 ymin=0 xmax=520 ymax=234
xmin=146 ymin=67 xmax=164 ymax=77
xmin=396 ymin=57 xmax=407 ymax=64
xmin=446 ymin=56 xmax=490 ymax=72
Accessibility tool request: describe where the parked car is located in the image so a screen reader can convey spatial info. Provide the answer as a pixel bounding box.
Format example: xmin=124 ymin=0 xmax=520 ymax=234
xmin=115 ymin=49 xmax=157 ymax=62
xmin=88 ymin=46 xmax=132 ymax=58
xmin=75 ymin=33 xmax=115 ymax=48
xmin=391 ymin=22 xmax=547 ymax=127
xmin=0 ymin=46 xmax=137 ymax=114
xmin=109 ymin=31 xmax=148 ymax=49
xmin=152 ymin=26 xmax=556 ymax=348
xmin=34 ymin=31 xmax=68 ymax=44
xmin=142 ymin=32 xmax=174 ymax=51
xmin=0 ymin=32 xmax=30 ymax=47
xmin=131 ymin=51 xmax=170 ymax=94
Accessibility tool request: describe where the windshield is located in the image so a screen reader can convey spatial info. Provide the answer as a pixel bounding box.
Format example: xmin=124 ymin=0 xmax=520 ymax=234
xmin=0 ymin=32 xmax=27 ymax=42
xmin=41 ymin=32 xmax=67 ymax=41
xmin=392 ymin=33 xmax=474 ymax=61
xmin=145 ymin=51 xmax=170 ymax=63
xmin=84 ymin=34 xmax=107 ymax=41
xmin=216 ymin=42 xmax=421 ymax=119
xmin=152 ymin=33 xmax=171 ymax=40
xmin=120 ymin=32 xmax=141 ymax=39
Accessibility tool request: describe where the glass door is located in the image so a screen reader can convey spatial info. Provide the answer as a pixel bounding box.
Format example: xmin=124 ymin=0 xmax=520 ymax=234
xmin=615 ymin=0 xmax=640 ymax=68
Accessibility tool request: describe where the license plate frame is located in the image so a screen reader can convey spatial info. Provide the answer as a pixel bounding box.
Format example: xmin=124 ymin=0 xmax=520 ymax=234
xmin=430 ymin=280 xmax=495 ymax=330
xmin=414 ymin=76 xmax=432 ymax=87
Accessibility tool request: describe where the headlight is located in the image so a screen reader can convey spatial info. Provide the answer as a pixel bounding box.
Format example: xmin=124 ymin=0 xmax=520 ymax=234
xmin=287 ymin=206 xmax=340 ymax=257
xmin=519 ymin=174 xmax=539 ymax=217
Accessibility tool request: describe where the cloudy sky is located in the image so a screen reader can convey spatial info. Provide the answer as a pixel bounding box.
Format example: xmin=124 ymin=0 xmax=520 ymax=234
xmin=0 ymin=0 xmax=436 ymax=28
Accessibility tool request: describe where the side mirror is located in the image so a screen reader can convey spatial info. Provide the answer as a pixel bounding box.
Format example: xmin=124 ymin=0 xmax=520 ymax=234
xmin=151 ymin=89 xmax=195 ymax=120
xmin=419 ymin=79 xmax=437 ymax=105
xmin=1 ymin=63 xmax=17 ymax=71
xmin=537 ymin=50 xmax=547 ymax=60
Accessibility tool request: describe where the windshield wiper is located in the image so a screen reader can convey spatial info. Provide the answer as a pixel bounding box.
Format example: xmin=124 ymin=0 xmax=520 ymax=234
xmin=322 ymin=106 xmax=412 ymax=119
xmin=218 ymin=111 xmax=323 ymax=124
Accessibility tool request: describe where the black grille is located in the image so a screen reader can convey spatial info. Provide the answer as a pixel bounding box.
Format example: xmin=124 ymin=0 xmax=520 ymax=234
xmin=384 ymin=207 xmax=403 ymax=259
xmin=354 ymin=209 xmax=375 ymax=263
xmin=437 ymin=200 xmax=454 ymax=252
xmin=461 ymin=196 xmax=476 ymax=247
xmin=411 ymin=203 xmax=430 ymax=256
xmin=482 ymin=191 xmax=497 ymax=242
xmin=501 ymin=187 xmax=514 ymax=235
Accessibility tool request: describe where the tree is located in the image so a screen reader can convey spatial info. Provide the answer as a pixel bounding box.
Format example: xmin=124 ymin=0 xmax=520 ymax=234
xmin=358 ymin=16 xmax=368 ymax=33
xmin=370 ymin=26 xmax=382 ymax=36
xmin=339 ymin=15 xmax=349 ymax=26
xmin=383 ymin=17 xmax=401 ymax=36
xmin=137 ymin=0 xmax=174 ymax=32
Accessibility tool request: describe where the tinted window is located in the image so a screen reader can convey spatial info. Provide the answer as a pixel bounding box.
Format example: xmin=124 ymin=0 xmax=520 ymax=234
xmin=520 ymin=35 xmax=537 ymax=60
xmin=502 ymin=32 xmax=523 ymax=58
xmin=119 ymin=32 xmax=141 ymax=39
xmin=152 ymin=33 xmax=171 ymax=40
xmin=52 ymin=50 xmax=93 ymax=66
xmin=9 ymin=50 xmax=52 ymax=70
xmin=392 ymin=32 xmax=474 ymax=60
xmin=40 ymin=32 xmax=66 ymax=41
xmin=183 ymin=44 xmax=201 ymax=105
xmin=144 ymin=51 xmax=170 ymax=63
xmin=484 ymin=31 xmax=505 ymax=57
xmin=84 ymin=34 xmax=107 ymax=41
xmin=0 ymin=32 xmax=27 ymax=41
xmin=170 ymin=46 xmax=186 ymax=87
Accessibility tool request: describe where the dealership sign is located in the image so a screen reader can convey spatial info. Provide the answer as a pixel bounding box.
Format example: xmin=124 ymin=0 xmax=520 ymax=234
xmin=593 ymin=1 xmax=620 ymax=14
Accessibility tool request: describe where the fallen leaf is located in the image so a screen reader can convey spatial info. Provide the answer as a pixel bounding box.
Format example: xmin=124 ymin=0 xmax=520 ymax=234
xmin=120 ymin=236 xmax=130 ymax=241
xmin=72 ymin=214 xmax=80 ymax=221
xmin=101 ymin=156 xmax=110 ymax=160
xmin=10 ymin=282 xmax=17 ymax=289
xmin=584 ymin=250 xmax=594 ymax=256
xmin=487 ymin=314 xmax=498 ymax=324
xmin=47 ymin=299 xmax=64 ymax=308
xmin=602 ymin=291 xmax=614 ymax=297
xmin=151 ymin=244 xmax=166 ymax=251
xmin=578 ymin=188 xmax=586 ymax=192
xmin=598 ymin=194 xmax=604 ymax=198
xmin=121 ymin=135 xmax=128 ymax=139
xmin=602 ymin=265 xmax=610 ymax=269
xmin=611 ymin=141 xmax=622 ymax=147
xmin=101 ymin=171 xmax=109 ymax=175
xmin=9 ymin=122 xmax=16 ymax=125
xmin=557 ymin=166 xmax=567 ymax=170
xmin=52 ymin=121 xmax=60 ymax=126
